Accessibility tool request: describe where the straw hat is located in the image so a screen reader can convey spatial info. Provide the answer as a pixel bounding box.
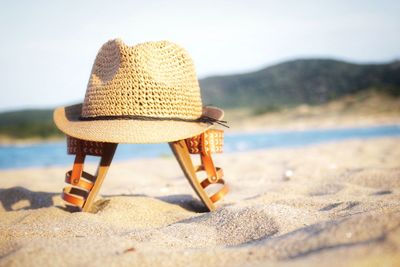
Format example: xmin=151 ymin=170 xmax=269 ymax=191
xmin=54 ymin=39 xmax=224 ymax=143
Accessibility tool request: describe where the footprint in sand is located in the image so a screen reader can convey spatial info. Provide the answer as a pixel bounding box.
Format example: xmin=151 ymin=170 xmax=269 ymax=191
xmin=319 ymin=201 xmax=360 ymax=212
xmin=308 ymin=183 xmax=344 ymax=196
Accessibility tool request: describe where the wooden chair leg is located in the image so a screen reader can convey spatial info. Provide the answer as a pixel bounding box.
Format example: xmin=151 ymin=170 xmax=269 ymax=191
xmin=82 ymin=143 xmax=117 ymax=211
xmin=169 ymin=140 xmax=217 ymax=211
xmin=62 ymin=137 xmax=117 ymax=212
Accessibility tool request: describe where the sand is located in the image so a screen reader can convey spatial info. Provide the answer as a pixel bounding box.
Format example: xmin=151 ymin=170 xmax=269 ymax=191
xmin=0 ymin=137 xmax=400 ymax=266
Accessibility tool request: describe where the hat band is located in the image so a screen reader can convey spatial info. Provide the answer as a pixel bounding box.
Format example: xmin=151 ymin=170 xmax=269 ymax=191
xmin=79 ymin=115 xmax=229 ymax=128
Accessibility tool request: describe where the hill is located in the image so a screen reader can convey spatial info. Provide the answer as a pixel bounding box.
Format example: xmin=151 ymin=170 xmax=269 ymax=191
xmin=223 ymin=89 xmax=400 ymax=131
xmin=200 ymin=59 xmax=400 ymax=108
xmin=0 ymin=109 xmax=60 ymax=139
xmin=1 ymin=58 xmax=399 ymax=141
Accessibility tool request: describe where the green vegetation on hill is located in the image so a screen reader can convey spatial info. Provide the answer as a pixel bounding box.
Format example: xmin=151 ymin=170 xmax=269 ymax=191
xmin=0 ymin=58 xmax=399 ymax=140
xmin=0 ymin=109 xmax=61 ymax=139
xmin=200 ymin=59 xmax=400 ymax=108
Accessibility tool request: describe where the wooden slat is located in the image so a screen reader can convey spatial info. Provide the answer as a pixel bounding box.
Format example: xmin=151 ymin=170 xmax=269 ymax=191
xmin=169 ymin=140 xmax=216 ymax=211
xmin=82 ymin=143 xmax=117 ymax=212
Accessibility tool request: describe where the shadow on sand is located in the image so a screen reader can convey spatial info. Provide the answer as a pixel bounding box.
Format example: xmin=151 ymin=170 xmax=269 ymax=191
xmin=102 ymin=193 xmax=209 ymax=213
xmin=0 ymin=187 xmax=208 ymax=213
xmin=0 ymin=186 xmax=58 ymax=211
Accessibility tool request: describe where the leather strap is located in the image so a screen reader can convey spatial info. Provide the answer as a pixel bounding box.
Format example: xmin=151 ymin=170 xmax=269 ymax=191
xmin=67 ymin=136 xmax=108 ymax=156
xmin=65 ymin=170 xmax=96 ymax=191
xmin=185 ymin=129 xmax=228 ymax=203
xmin=200 ymin=178 xmax=229 ymax=203
xmin=194 ymin=165 xmax=224 ymax=179
xmin=185 ymin=129 xmax=223 ymax=154
xmin=62 ymin=186 xmax=87 ymax=208
xmin=185 ymin=129 xmax=224 ymax=183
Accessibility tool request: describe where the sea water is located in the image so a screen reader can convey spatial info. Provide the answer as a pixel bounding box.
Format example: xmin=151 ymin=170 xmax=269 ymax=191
xmin=0 ymin=125 xmax=399 ymax=170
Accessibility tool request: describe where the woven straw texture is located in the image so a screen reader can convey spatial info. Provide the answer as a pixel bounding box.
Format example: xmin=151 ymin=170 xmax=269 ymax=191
xmin=53 ymin=39 xmax=224 ymax=144
xmin=82 ymin=39 xmax=203 ymax=119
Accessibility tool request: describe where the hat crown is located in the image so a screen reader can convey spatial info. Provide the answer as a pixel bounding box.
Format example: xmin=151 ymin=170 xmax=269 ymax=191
xmin=81 ymin=39 xmax=203 ymax=119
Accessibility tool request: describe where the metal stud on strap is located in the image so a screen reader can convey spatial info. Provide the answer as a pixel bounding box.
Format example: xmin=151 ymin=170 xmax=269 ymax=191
xmin=65 ymin=170 xmax=96 ymax=191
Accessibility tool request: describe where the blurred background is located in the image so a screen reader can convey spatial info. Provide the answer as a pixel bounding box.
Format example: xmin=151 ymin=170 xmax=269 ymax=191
xmin=0 ymin=0 xmax=399 ymax=168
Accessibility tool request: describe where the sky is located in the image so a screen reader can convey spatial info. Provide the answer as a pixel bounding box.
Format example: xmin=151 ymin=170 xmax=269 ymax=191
xmin=0 ymin=0 xmax=399 ymax=111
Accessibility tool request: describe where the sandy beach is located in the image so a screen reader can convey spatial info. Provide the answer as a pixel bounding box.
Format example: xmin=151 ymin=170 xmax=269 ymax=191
xmin=0 ymin=1 xmax=399 ymax=266
xmin=0 ymin=136 xmax=400 ymax=266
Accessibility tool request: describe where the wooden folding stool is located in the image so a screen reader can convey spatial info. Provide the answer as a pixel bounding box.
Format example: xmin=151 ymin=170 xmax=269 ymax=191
xmin=62 ymin=129 xmax=228 ymax=212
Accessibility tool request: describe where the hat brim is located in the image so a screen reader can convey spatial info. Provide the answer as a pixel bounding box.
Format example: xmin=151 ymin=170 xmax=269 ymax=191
xmin=53 ymin=104 xmax=224 ymax=144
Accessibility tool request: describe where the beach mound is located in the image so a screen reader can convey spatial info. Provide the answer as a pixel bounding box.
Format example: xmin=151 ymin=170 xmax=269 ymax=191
xmin=1 ymin=137 xmax=400 ymax=266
